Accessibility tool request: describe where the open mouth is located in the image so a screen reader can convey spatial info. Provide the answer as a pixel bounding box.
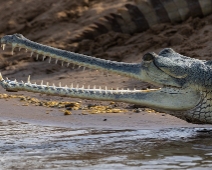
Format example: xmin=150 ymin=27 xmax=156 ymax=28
xmin=0 ymin=34 xmax=156 ymax=94
xmin=0 ymin=34 xmax=201 ymax=111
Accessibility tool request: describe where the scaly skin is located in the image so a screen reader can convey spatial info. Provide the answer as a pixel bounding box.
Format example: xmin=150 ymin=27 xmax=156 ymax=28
xmin=0 ymin=34 xmax=212 ymax=124
xmin=73 ymin=0 xmax=212 ymax=41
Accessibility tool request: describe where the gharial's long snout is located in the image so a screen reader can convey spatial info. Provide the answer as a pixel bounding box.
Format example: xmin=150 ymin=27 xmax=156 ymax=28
xmin=0 ymin=34 xmax=201 ymax=112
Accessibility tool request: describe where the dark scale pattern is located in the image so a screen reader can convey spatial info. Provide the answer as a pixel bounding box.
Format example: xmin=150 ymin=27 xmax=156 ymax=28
xmin=72 ymin=0 xmax=212 ymax=41
xmin=125 ymin=4 xmax=149 ymax=32
xmin=183 ymin=91 xmax=212 ymax=124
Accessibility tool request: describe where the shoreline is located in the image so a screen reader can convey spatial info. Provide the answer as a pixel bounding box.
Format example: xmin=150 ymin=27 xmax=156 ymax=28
xmin=0 ymin=93 xmax=211 ymax=130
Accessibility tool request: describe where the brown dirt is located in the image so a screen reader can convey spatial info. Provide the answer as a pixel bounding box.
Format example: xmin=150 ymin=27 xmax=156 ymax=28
xmin=0 ymin=0 xmax=212 ymax=128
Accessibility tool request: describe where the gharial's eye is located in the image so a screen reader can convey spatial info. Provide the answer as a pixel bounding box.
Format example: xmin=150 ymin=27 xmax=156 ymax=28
xmin=143 ymin=53 xmax=154 ymax=62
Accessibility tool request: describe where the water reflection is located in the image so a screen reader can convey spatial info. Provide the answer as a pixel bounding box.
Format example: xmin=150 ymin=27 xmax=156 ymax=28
xmin=0 ymin=120 xmax=212 ymax=169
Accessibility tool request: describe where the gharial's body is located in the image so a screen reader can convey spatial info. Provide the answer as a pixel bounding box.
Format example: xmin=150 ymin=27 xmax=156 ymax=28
xmin=1 ymin=34 xmax=212 ymax=124
xmin=73 ymin=0 xmax=212 ymax=41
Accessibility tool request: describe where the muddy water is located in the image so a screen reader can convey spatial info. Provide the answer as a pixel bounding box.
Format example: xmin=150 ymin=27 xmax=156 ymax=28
xmin=0 ymin=120 xmax=212 ymax=170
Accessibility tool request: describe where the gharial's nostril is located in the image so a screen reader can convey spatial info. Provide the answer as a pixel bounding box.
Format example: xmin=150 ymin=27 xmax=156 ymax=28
xmin=143 ymin=53 xmax=154 ymax=62
xmin=14 ymin=33 xmax=24 ymax=39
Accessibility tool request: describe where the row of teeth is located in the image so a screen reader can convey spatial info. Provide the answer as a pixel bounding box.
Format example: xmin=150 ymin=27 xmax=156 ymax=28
xmin=1 ymin=43 xmax=87 ymax=69
xmin=0 ymin=73 xmax=138 ymax=93
xmin=0 ymin=43 xmax=143 ymax=93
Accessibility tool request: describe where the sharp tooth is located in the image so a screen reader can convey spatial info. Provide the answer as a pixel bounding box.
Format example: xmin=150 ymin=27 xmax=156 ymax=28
xmin=11 ymin=48 xmax=14 ymax=55
xmin=55 ymin=59 xmax=58 ymax=64
xmin=81 ymin=85 xmax=84 ymax=89
xmin=27 ymin=75 xmax=31 ymax=84
xmin=19 ymin=47 xmax=21 ymax=51
xmin=14 ymin=79 xmax=17 ymax=83
xmin=67 ymin=63 xmax=70 ymax=67
xmin=30 ymin=52 xmax=33 ymax=57
xmin=93 ymin=85 xmax=96 ymax=89
xmin=76 ymin=84 xmax=79 ymax=88
xmin=82 ymin=67 xmax=86 ymax=71
xmin=65 ymin=85 xmax=68 ymax=88
xmin=70 ymin=83 xmax=73 ymax=88
xmin=2 ymin=44 xmax=6 ymax=50
xmin=36 ymin=54 xmax=39 ymax=60
xmin=41 ymin=80 xmax=43 ymax=85
xmin=6 ymin=77 xmax=9 ymax=81
xmin=59 ymin=82 xmax=61 ymax=87
xmin=25 ymin=49 xmax=28 ymax=52
xmin=61 ymin=62 xmax=64 ymax=67
xmin=21 ymin=80 xmax=24 ymax=84
xmin=46 ymin=82 xmax=49 ymax=87
xmin=134 ymin=88 xmax=136 ymax=91
xmin=53 ymin=83 xmax=55 ymax=87
xmin=105 ymin=86 xmax=108 ymax=94
xmin=42 ymin=56 xmax=46 ymax=61
xmin=49 ymin=57 xmax=51 ymax=63
xmin=87 ymin=85 xmax=90 ymax=89
xmin=0 ymin=72 xmax=3 ymax=81
xmin=78 ymin=65 xmax=81 ymax=69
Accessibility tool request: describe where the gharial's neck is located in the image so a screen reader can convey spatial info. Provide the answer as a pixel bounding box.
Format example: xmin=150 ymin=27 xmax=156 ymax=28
xmin=167 ymin=91 xmax=212 ymax=124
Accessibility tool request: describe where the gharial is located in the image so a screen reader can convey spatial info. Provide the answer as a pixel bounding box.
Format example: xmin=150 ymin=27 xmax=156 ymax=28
xmin=0 ymin=34 xmax=212 ymax=124
xmin=0 ymin=1 xmax=212 ymax=124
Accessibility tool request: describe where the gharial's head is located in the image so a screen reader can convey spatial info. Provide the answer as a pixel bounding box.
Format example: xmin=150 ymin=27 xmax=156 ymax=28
xmin=138 ymin=48 xmax=212 ymax=124
xmin=140 ymin=48 xmax=211 ymax=90
xmin=0 ymin=34 xmax=212 ymax=124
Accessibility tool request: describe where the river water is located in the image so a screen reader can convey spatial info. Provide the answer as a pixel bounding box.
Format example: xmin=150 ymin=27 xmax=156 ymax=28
xmin=0 ymin=120 xmax=212 ymax=170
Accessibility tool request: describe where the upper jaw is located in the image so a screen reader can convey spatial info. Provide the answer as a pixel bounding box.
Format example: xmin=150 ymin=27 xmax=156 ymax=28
xmin=0 ymin=34 xmax=184 ymax=91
